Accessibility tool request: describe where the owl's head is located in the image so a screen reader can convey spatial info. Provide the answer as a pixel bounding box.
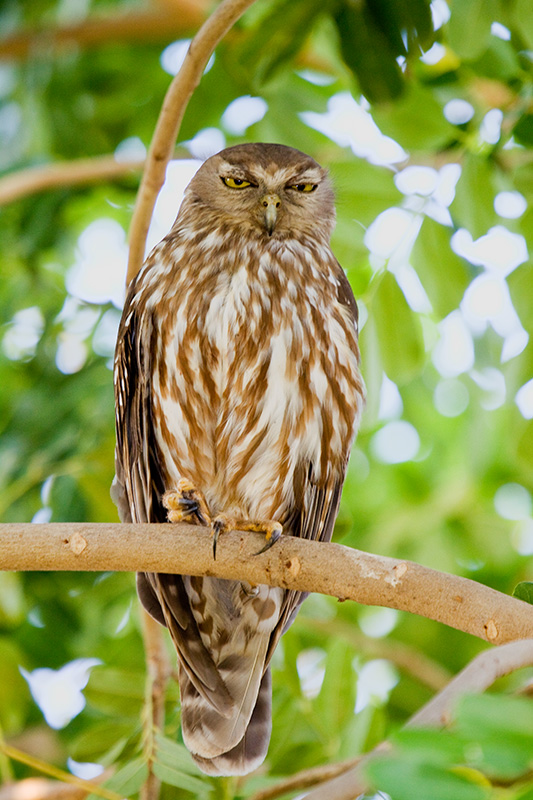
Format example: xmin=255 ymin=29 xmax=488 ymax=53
xmin=182 ymin=143 xmax=335 ymax=241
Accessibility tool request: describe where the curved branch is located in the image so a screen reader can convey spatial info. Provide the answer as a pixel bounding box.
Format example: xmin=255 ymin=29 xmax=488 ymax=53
xmin=126 ymin=0 xmax=259 ymax=284
xmin=407 ymin=637 xmax=533 ymax=728
xmin=1 ymin=522 xmax=533 ymax=646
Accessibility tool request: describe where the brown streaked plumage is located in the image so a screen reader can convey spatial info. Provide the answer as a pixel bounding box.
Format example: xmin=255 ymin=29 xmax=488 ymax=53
xmin=112 ymin=143 xmax=365 ymax=776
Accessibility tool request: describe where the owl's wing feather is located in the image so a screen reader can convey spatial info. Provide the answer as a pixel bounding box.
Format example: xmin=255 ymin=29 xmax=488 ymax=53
xmin=113 ymin=301 xmax=165 ymax=525
xmin=113 ymin=299 xmax=235 ymax=717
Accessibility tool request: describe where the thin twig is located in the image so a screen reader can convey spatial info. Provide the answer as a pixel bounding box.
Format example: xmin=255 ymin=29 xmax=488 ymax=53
xmin=0 ymin=746 xmax=122 ymax=800
xmin=126 ymin=0 xmax=259 ymax=284
xmin=248 ymin=757 xmax=361 ymax=800
xmin=298 ymin=617 xmax=452 ymax=691
xmin=1 ymin=522 xmax=533 ymax=647
xmin=140 ymin=610 xmax=172 ymax=800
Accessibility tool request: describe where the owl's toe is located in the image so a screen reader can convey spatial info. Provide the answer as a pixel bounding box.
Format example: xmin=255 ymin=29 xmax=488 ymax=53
xmin=163 ymin=481 xmax=211 ymax=526
xmin=253 ymin=521 xmax=283 ymax=555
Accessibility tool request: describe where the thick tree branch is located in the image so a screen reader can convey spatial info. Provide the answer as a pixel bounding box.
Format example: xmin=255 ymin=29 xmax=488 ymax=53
xmin=1 ymin=523 xmax=533 ymax=646
xmin=126 ymin=0 xmax=258 ymax=284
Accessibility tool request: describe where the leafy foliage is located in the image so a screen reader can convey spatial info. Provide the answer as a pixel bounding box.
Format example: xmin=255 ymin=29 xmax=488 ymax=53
xmin=1 ymin=0 xmax=533 ymax=798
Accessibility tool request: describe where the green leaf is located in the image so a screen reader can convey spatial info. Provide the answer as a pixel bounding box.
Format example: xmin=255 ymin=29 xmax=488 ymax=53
xmin=457 ymin=694 xmax=533 ymax=739
xmin=514 ymin=0 xmax=533 ymax=48
xmin=0 ymin=573 xmax=25 ymax=626
xmin=98 ymin=758 xmax=148 ymax=798
xmin=84 ymin=667 xmax=145 ymax=717
xmin=513 ymin=582 xmax=533 ymax=605
xmin=410 ymin=218 xmax=472 ymax=318
xmin=153 ymin=762 xmax=210 ymax=795
xmin=447 ymin=0 xmax=495 ymax=60
xmin=153 ymin=735 xmax=212 ymax=794
xmin=373 ymin=83 xmax=455 ymax=151
xmin=518 ymin=422 xmax=533 ymax=470
xmin=329 ymin=158 xmax=403 ymax=228
xmin=155 ymin=735 xmax=201 ymax=773
xmin=367 ymin=0 xmax=434 ymax=54
xmin=333 ymin=1 xmax=404 ymax=102
xmin=69 ymin=721 xmax=135 ymax=762
xmin=0 ymin=637 xmax=31 ymax=733
xmin=450 ymin=155 xmax=496 ymax=237
xmin=357 ymin=312 xmax=383 ymax=427
xmin=238 ymin=0 xmax=331 ymax=85
xmin=367 ymin=754 xmax=489 ymax=800
xmin=314 ymin=639 xmax=356 ymax=735
xmin=514 ymin=114 xmax=533 ymax=148
xmin=507 ymin=263 xmax=533 ymax=330
xmin=371 ymin=271 xmax=425 ymax=385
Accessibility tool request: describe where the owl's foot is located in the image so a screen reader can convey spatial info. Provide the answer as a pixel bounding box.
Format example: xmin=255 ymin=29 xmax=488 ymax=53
xmin=211 ymin=514 xmax=283 ymax=560
xmin=163 ymin=479 xmax=211 ymax=526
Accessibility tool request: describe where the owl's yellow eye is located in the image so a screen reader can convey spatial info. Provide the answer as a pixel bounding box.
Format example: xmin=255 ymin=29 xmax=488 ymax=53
xmin=290 ymin=183 xmax=317 ymax=193
xmin=222 ymin=177 xmax=252 ymax=189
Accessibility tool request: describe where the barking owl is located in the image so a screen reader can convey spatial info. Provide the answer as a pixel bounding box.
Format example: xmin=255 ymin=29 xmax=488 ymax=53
xmin=113 ymin=143 xmax=365 ymax=775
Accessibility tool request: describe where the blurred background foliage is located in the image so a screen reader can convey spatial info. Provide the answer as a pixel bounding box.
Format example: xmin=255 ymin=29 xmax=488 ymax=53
xmin=1 ymin=0 xmax=533 ymax=798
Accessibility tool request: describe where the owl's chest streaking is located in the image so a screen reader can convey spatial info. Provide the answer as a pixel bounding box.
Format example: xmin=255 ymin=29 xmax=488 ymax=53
xmin=146 ymin=236 xmax=362 ymax=521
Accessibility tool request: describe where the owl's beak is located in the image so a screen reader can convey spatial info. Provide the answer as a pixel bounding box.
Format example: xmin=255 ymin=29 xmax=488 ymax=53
xmin=261 ymin=194 xmax=281 ymax=236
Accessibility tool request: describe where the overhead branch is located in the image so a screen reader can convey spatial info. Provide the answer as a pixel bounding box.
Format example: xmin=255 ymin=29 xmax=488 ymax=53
xmin=0 ymin=3 xmax=210 ymax=61
xmin=0 ymin=148 xmax=190 ymax=206
xmin=126 ymin=0 xmax=259 ymax=284
xmin=0 ymin=156 xmax=144 ymax=206
xmin=2 ymin=522 xmax=533 ymax=647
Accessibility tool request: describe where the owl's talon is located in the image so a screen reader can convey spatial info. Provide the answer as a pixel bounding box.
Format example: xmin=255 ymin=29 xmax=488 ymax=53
xmin=254 ymin=522 xmax=283 ymax=556
xmin=163 ymin=480 xmax=211 ymax=526
xmin=211 ymin=515 xmax=231 ymax=561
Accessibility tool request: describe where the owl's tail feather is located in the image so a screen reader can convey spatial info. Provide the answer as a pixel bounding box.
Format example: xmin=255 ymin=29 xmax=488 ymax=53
xmin=185 ymin=669 xmax=272 ymax=776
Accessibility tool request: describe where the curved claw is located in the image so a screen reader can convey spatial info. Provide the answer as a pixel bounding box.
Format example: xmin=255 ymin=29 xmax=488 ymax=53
xmin=163 ymin=481 xmax=211 ymax=526
xmin=254 ymin=524 xmax=282 ymax=556
xmin=211 ymin=516 xmax=229 ymax=561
